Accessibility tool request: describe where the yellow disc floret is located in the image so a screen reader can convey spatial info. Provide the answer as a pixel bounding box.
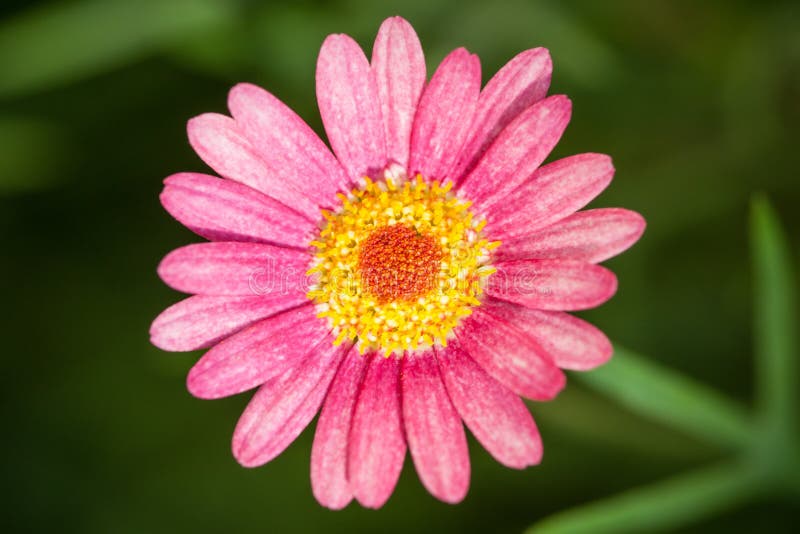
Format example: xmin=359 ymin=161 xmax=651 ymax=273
xmin=306 ymin=171 xmax=499 ymax=356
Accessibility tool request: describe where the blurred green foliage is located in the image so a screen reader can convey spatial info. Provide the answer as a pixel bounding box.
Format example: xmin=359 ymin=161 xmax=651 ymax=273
xmin=1 ymin=0 xmax=798 ymax=533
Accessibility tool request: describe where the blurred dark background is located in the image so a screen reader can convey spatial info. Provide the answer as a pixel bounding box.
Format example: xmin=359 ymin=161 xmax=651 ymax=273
xmin=1 ymin=0 xmax=798 ymax=532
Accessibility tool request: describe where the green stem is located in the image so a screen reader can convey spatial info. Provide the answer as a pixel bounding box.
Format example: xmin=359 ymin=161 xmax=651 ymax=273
xmin=527 ymin=463 xmax=763 ymax=534
xmin=577 ymin=346 xmax=752 ymax=450
xmin=749 ymin=195 xmax=798 ymax=475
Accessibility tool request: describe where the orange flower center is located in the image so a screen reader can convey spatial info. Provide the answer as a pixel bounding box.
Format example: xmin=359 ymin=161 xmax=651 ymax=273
xmin=357 ymin=224 xmax=443 ymax=303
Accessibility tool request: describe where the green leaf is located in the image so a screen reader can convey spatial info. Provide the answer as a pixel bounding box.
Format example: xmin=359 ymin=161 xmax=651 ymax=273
xmin=750 ymin=195 xmax=798 ymax=445
xmin=527 ymin=463 xmax=760 ymax=534
xmin=0 ymin=0 xmax=235 ymax=99
xmin=577 ymin=346 xmax=752 ymax=449
xmin=532 ymin=386 xmax=714 ymax=460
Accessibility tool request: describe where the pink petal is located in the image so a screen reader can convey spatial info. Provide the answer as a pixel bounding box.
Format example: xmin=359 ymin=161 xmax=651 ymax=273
xmin=348 ymin=354 xmax=406 ymax=509
xmin=451 ymin=48 xmax=552 ymax=181
xmin=408 ymin=48 xmax=481 ymax=181
xmin=485 ymin=154 xmax=616 ymax=240
xmin=311 ymin=349 xmax=369 ymax=509
xmin=402 ymin=351 xmax=470 ymax=504
xmin=495 ymin=208 xmax=646 ymax=264
xmin=371 ymin=16 xmax=426 ymax=168
xmin=436 ymin=342 xmax=542 ymax=468
xmin=228 ymin=83 xmax=352 ymax=209
xmin=186 ymin=306 xmax=327 ymax=399
xmin=483 ymin=298 xmax=612 ymax=371
xmin=488 ymin=258 xmax=618 ymax=311
xmin=157 ymin=242 xmax=310 ymax=296
xmin=232 ymin=342 xmax=350 ymax=467
xmin=457 ymin=95 xmax=571 ymax=208
xmin=186 ymin=113 xmax=320 ymax=220
xmin=160 ymin=172 xmax=314 ymax=246
xmin=456 ymin=309 xmax=565 ymax=401
xmin=150 ymin=294 xmax=307 ymax=352
xmin=316 ymin=34 xmax=386 ymax=180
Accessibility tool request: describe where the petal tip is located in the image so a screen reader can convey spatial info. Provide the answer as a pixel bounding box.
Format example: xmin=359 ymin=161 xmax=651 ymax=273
xmin=506 ymin=444 xmax=543 ymax=469
xmin=521 ymin=46 xmax=552 ymax=67
xmin=437 ymin=492 xmax=469 ymax=505
xmin=319 ymin=32 xmax=359 ymax=54
xmin=155 ymin=251 xmax=177 ymax=286
xmin=162 ymin=172 xmax=185 ymax=186
xmin=148 ymin=315 xmax=177 ymax=352
xmin=448 ymin=46 xmax=478 ymax=63
xmin=148 ymin=329 xmax=167 ymax=352
xmin=605 ymin=269 xmax=620 ymax=300
xmin=315 ymin=495 xmax=353 ymax=511
xmin=227 ymin=82 xmax=261 ymax=110
xmin=229 ymin=81 xmax=259 ymax=96
xmin=186 ymin=366 xmax=215 ymax=400
xmin=529 ymin=446 xmax=544 ymax=467
xmin=354 ymin=494 xmax=390 ymax=510
xmin=630 ymin=210 xmax=647 ymax=237
xmin=232 ymin=446 xmax=261 ymax=469
xmin=549 ymin=371 xmax=568 ymax=399
xmin=231 ymin=431 xmax=262 ymax=468
xmin=532 ymin=368 xmax=567 ymax=401
xmin=552 ymin=94 xmax=573 ymax=115
xmin=186 ymin=112 xmax=216 ymax=138
xmin=594 ymin=153 xmax=615 ymax=175
xmin=380 ymin=15 xmax=413 ymax=29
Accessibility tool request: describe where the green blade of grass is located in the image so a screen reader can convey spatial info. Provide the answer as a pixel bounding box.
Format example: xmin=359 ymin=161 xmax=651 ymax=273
xmin=0 ymin=0 xmax=235 ymax=99
xmin=527 ymin=463 xmax=761 ymax=534
xmin=750 ymin=195 xmax=798 ymax=456
xmin=577 ymin=346 xmax=752 ymax=449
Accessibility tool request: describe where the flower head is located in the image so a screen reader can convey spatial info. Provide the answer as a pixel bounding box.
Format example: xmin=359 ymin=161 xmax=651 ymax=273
xmin=151 ymin=16 xmax=645 ymax=508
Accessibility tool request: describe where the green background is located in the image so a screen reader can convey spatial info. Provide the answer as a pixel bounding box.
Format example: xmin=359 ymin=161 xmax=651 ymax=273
xmin=2 ymin=0 xmax=798 ymax=532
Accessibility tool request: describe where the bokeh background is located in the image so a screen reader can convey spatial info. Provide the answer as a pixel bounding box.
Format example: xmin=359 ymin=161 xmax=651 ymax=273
xmin=2 ymin=0 xmax=798 ymax=532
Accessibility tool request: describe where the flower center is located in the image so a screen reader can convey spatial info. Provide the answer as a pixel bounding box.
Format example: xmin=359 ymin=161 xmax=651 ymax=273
xmin=358 ymin=224 xmax=443 ymax=303
xmin=306 ymin=169 xmax=499 ymax=355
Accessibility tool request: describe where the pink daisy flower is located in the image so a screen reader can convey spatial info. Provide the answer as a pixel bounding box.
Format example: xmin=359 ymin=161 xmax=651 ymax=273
xmin=151 ymin=16 xmax=644 ymax=509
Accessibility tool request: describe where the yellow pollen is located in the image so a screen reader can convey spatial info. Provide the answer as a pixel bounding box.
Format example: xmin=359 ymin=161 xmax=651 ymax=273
xmin=306 ymin=172 xmax=499 ymax=356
